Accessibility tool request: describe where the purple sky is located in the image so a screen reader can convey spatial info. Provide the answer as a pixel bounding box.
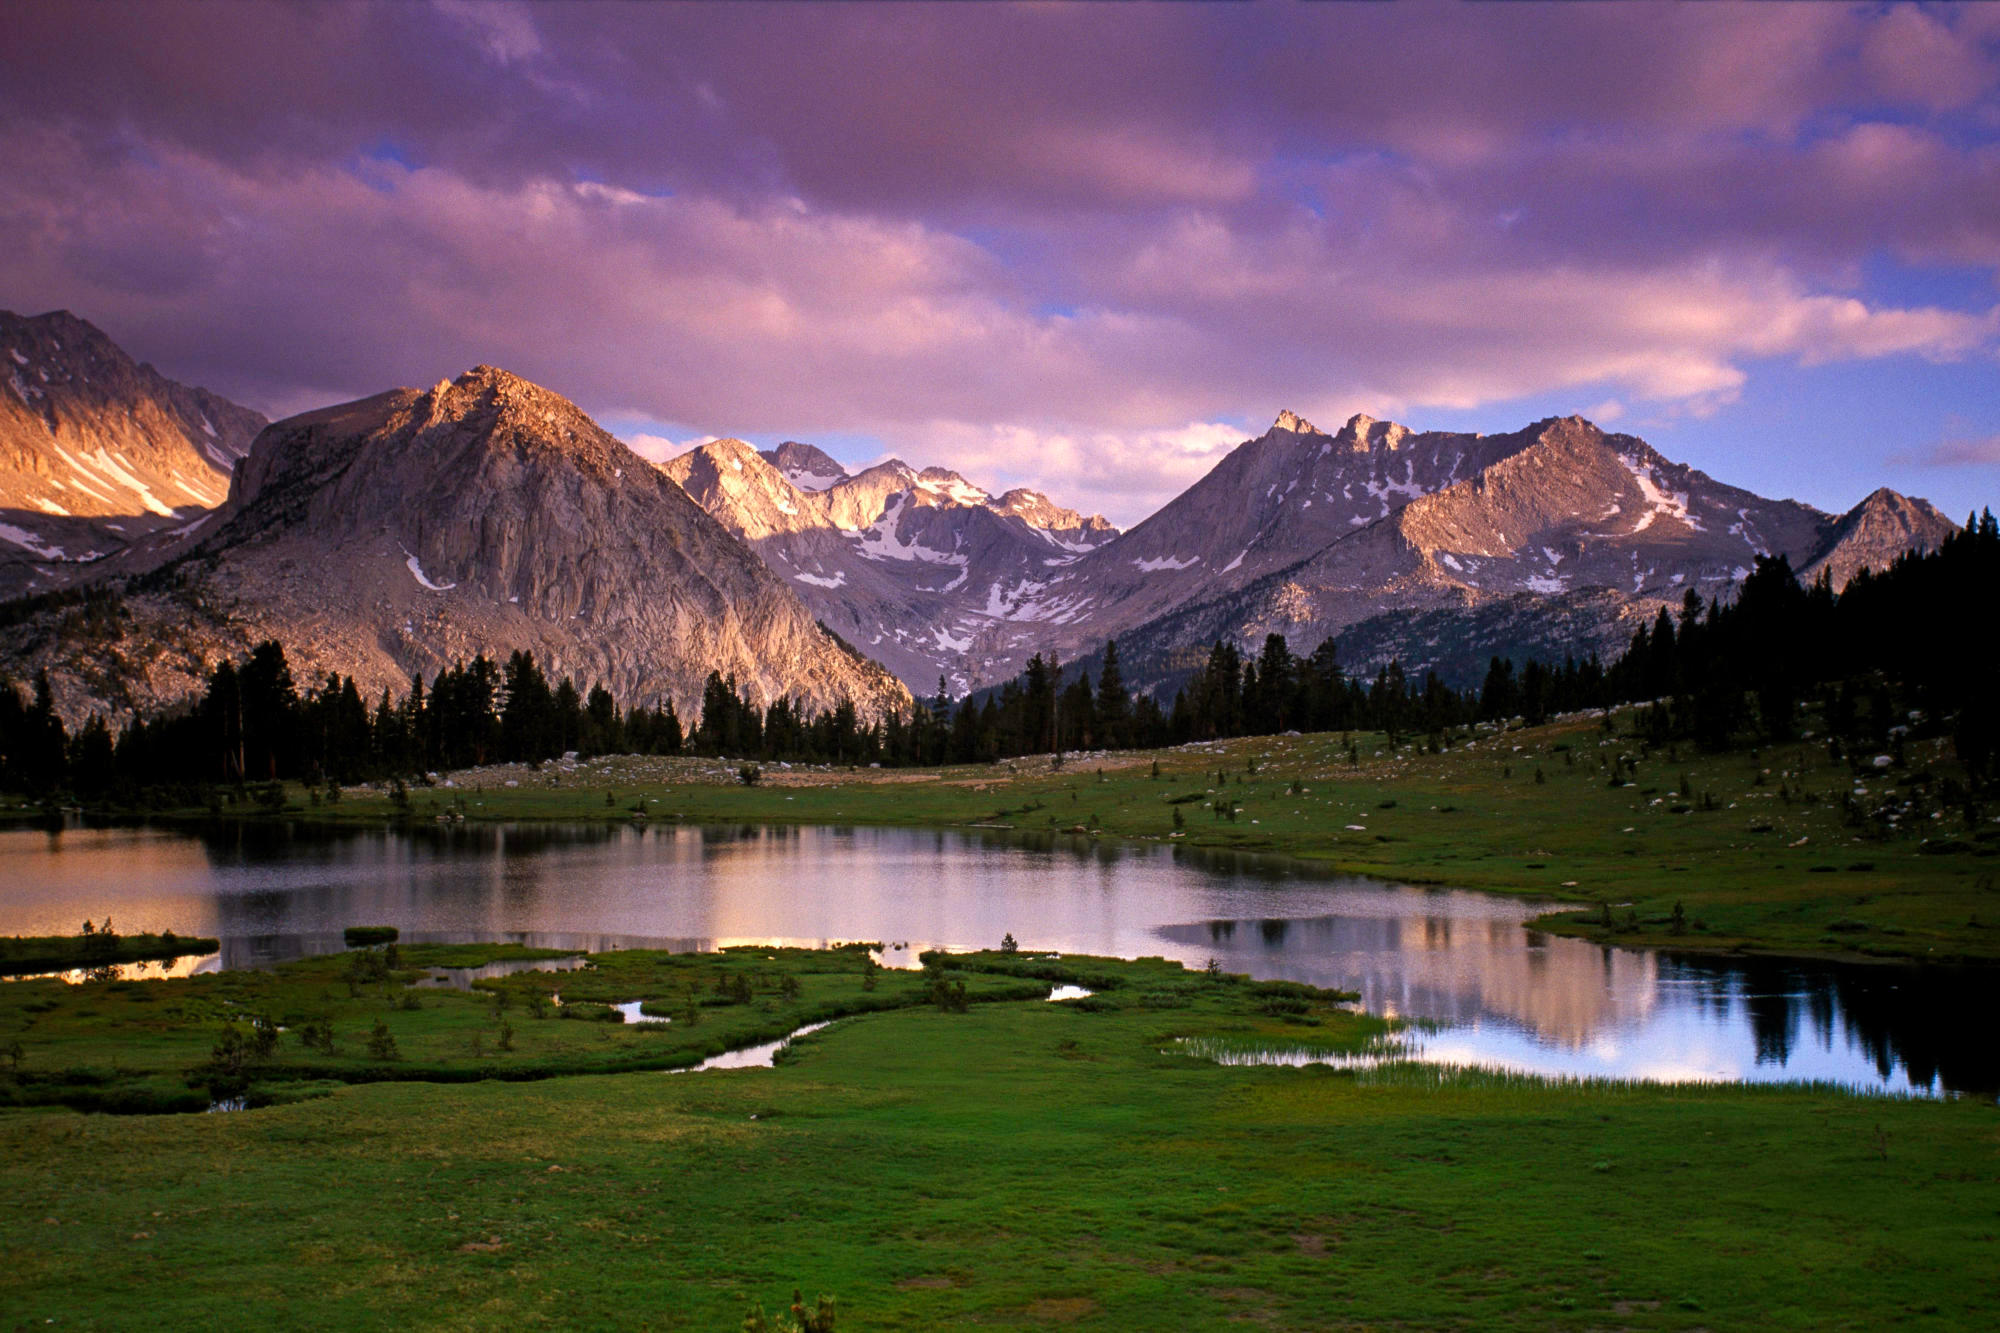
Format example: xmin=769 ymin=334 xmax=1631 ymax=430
xmin=3 ymin=0 xmax=1996 ymax=527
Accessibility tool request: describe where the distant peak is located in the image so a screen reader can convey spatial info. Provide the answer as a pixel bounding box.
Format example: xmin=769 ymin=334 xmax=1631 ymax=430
xmin=1272 ymin=409 xmax=1321 ymax=436
xmin=1334 ymin=412 xmax=1409 ymax=451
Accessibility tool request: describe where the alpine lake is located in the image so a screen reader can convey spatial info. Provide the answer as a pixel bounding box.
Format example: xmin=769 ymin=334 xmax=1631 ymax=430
xmin=4 ymin=819 xmax=1990 ymax=1096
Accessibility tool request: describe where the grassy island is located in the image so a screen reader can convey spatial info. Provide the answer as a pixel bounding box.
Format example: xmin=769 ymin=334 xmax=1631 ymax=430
xmin=0 ymin=928 xmax=220 ymax=977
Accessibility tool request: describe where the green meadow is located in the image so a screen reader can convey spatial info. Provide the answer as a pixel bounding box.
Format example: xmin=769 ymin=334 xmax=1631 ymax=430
xmin=1 ymin=944 xmax=1995 ymax=1329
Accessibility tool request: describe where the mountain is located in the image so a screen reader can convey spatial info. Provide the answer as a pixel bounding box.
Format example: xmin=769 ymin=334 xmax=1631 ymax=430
xmin=662 ymin=439 xmax=1118 ymax=691
xmin=3 ymin=367 xmax=908 ymax=724
xmin=0 ymin=309 xmax=266 ymax=598
xmin=1 ymin=308 xmax=1954 ymax=715
xmin=670 ymin=409 xmax=1953 ymax=697
xmin=1799 ymin=487 xmax=1957 ymax=590
xmin=1073 ymin=414 xmax=1957 ymax=692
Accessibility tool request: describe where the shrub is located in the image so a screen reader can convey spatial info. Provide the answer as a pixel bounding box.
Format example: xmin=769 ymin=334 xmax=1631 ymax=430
xmin=924 ymin=975 xmax=969 ymax=1013
xmin=366 ymin=1020 xmax=400 ymax=1062
xmin=744 ymin=1292 xmax=835 ymax=1333
xmin=344 ymin=926 xmax=400 ymax=948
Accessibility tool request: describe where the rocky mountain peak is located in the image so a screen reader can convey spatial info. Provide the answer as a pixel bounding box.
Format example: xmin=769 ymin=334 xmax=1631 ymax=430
xmin=1529 ymin=414 xmax=1609 ymax=446
xmin=915 ymin=466 xmax=989 ymax=507
xmin=1272 ymin=409 xmax=1322 ymax=436
xmin=1333 ymin=413 xmax=1411 ymax=452
xmin=157 ymin=369 xmax=912 ymax=723
xmin=1801 ymin=486 xmax=1957 ymax=589
xmin=762 ymin=440 xmax=848 ymax=491
xmin=0 ymin=308 xmax=267 ymax=596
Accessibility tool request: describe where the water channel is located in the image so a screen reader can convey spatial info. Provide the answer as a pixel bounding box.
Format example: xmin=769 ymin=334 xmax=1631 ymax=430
xmin=1 ymin=820 xmax=1989 ymax=1096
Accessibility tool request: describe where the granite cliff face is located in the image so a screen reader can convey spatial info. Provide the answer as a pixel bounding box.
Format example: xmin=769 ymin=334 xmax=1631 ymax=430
xmin=5 ymin=367 xmax=908 ymax=724
xmin=663 ymin=439 xmax=1118 ymax=691
xmin=0 ymin=309 xmax=265 ymax=598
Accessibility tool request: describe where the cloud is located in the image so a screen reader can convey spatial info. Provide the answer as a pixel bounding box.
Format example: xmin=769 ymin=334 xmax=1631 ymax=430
xmin=914 ymin=420 xmax=1254 ymax=528
xmin=1 ymin=0 xmax=1997 ymax=526
xmin=431 ymin=0 xmax=543 ymax=68
xmin=622 ymin=433 xmax=718 ymax=467
xmin=1891 ymin=420 xmax=2000 ymax=468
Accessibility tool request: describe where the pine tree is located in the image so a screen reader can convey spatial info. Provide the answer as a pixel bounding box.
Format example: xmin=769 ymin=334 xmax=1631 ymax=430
xmin=1095 ymin=640 xmax=1130 ymax=749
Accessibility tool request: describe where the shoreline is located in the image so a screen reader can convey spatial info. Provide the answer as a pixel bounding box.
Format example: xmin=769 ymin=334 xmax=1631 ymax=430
xmin=6 ymin=712 xmax=1993 ymax=967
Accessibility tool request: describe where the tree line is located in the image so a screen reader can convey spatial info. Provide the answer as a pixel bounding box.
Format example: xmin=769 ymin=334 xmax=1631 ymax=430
xmin=1 ymin=509 xmax=1993 ymax=801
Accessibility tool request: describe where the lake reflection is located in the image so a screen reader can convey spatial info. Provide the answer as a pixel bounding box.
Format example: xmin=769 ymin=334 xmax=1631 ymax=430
xmin=0 ymin=821 xmax=1989 ymax=1096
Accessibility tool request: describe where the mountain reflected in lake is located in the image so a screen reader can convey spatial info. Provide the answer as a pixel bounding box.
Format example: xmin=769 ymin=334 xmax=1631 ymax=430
xmin=1 ymin=820 xmax=1989 ymax=1095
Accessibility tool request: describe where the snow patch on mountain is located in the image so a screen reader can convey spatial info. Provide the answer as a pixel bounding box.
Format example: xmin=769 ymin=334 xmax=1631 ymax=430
xmin=0 ymin=522 xmax=70 ymax=559
xmin=404 ymin=551 xmax=456 ymax=592
xmin=1621 ymin=454 xmax=1695 ymax=534
xmin=853 ymin=495 xmax=970 ymax=566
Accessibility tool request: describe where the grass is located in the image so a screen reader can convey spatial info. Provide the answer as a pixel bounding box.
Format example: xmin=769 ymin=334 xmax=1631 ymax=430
xmin=0 ymin=945 xmax=1994 ymax=1329
xmin=0 ymin=943 xmax=1060 ymax=1113
xmin=134 ymin=705 xmax=2000 ymax=965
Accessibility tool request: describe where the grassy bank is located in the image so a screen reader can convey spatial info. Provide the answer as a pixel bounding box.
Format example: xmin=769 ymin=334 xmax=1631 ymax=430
xmin=141 ymin=706 xmax=1999 ymax=965
xmin=0 ymin=946 xmax=1993 ymax=1329
xmin=0 ymin=930 xmax=220 ymax=977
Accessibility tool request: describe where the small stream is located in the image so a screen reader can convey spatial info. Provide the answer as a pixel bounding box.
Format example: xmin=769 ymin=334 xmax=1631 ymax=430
xmin=670 ymin=1021 xmax=833 ymax=1072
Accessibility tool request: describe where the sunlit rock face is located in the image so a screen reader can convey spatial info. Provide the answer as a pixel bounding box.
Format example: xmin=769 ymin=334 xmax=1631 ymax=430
xmin=2 ymin=366 xmax=909 ymax=725
xmin=662 ymin=439 xmax=1118 ymax=694
xmin=0 ymin=309 xmax=265 ymax=599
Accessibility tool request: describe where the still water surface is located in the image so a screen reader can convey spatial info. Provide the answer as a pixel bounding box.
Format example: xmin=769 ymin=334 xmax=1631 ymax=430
xmin=2 ymin=821 xmax=1989 ymax=1095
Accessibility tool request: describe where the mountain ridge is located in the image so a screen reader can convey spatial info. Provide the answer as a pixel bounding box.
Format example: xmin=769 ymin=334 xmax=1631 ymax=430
xmin=0 ymin=312 xmax=1960 ymax=716
xmin=0 ymin=308 xmax=266 ymax=598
